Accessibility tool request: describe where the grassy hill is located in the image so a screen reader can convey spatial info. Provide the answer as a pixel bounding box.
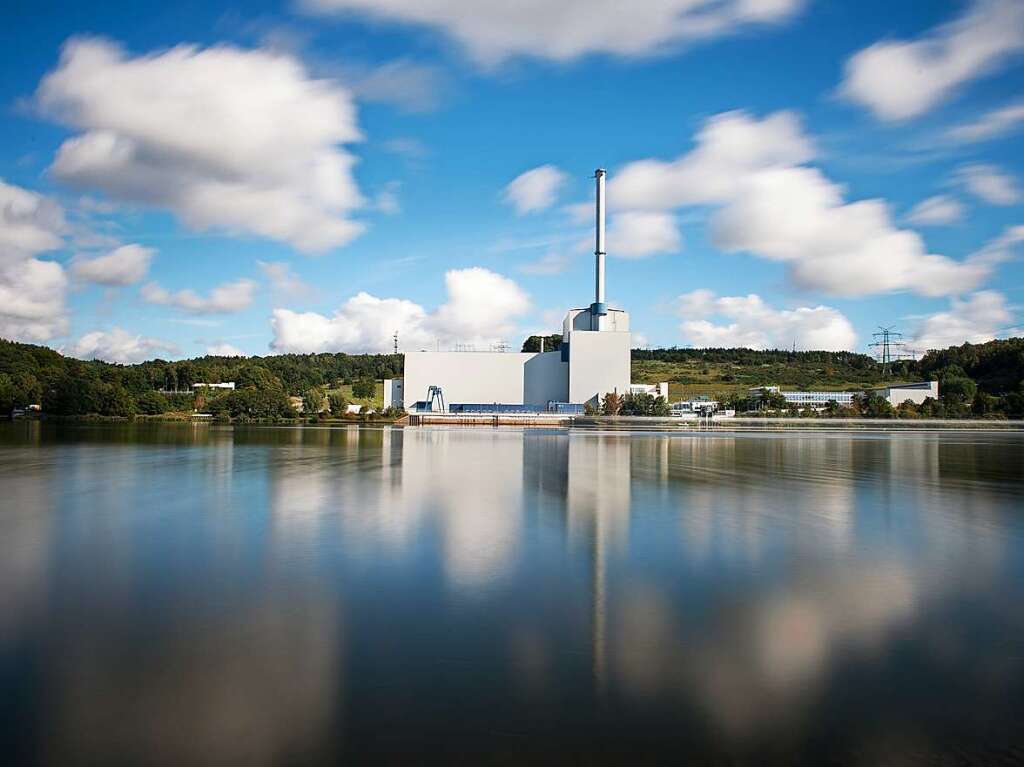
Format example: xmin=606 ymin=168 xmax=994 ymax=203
xmin=630 ymin=348 xmax=911 ymax=401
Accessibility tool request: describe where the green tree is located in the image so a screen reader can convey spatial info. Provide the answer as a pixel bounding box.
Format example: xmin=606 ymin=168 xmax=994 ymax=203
xmin=328 ymin=392 xmax=348 ymax=415
xmin=352 ymin=378 xmax=376 ymax=399
xmin=136 ymin=390 xmax=169 ymax=415
xmin=619 ymin=392 xmax=670 ymax=416
xmin=521 ymin=334 xmax=562 ymax=353
xmin=303 ymin=386 xmax=326 ymax=414
xmin=940 ymin=376 xmax=977 ymax=411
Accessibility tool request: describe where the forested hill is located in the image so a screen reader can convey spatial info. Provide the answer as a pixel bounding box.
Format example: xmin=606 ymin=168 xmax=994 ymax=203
xmin=0 ymin=339 xmax=401 ymax=417
xmin=2 ymin=336 xmax=1023 ymax=417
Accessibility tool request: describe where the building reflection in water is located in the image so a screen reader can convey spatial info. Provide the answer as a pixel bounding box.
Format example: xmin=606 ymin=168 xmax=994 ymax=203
xmin=1 ymin=424 xmax=1023 ymax=763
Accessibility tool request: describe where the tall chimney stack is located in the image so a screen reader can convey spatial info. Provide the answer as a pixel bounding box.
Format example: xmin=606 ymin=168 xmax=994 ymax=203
xmin=592 ymin=168 xmax=608 ymax=327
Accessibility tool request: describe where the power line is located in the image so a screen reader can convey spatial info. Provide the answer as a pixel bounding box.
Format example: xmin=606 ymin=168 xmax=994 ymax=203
xmin=869 ymin=325 xmax=906 ymax=375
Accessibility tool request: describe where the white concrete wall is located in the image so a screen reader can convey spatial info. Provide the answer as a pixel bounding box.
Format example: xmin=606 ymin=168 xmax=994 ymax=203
xmin=880 ymin=381 xmax=939 ymax=406
xmin=568 ymin=330 xmax=632 ymax=405
xmin=524 ymin=350 xmax=568 ymax=404
xmin=383 ymin=379 xmax=404 ymax=409
xmin=404 ymin=351 xmax=536 ymax=408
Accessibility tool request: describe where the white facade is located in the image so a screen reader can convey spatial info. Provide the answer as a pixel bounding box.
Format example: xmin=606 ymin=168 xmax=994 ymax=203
xmin=874 ymin=380 xmax=939 ymax=406
xmin=403 ymin=350 xmax=568 ymax=410
xmin=192 ymin=382 xmax=235 ymax=390
xmin=383 ymin=379 xmax=404 ymax=409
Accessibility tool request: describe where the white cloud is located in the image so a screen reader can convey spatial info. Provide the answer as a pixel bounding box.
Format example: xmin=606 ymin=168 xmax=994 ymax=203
xmin=947 ymin=100 xmax=1024 ymax=143
xmin=271 ymin=267 xmax=530 ymax=353
xmin=905 ymin=195 xmax=964 ymax=226
xmin=206 ymin=343 xmax=245 ymax=357
xmin=607 ymin=211 xmax=681 ymax=258
xmin=519 ymin=251 xmax=573 ymax=275
xmin=912 ymin=291 xmax=1017 ymax=351
xmin=340 ymin=58 xmax=446 ymax=113
xmin=258 ymin=260 xmax=315 ymax=300
xmin=611 ymin=110 xmax=815 ymax=210
xmin=503 ymin=165 xmax=567 ymax=215
xmin=839 ymin=0 xmax=1024 ymax=121
xmin=303 ymin=0 xmax=804 ymax=66
xmin=954 ymin=163 xmax=1021 ymax=205
xmin=141 ymin=278 xmax=256 ymax=314
xmin=69 ymin=326 xmax=179 ymax=363
xmin=677 ymin=289 xmax=857 ymax=350
xmin=37 ymin=37 xmax=365 ymax=253
xmin=608 ymin=110 xmax=995 ymax=297
xmin=70 ymin=243 xmax=153 ymax=286
xmin=0 ymin=179 xmax=68 ymax=342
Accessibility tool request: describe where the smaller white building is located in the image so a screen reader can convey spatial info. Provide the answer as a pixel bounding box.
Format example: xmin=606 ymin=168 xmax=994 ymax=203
xmin=873 ymin=381 xmax=939 ymax=406
xmin=629 ymin=382 xmax=669 ymax=399
xmin=383 ymin=379 xmax=404 ymax=409
xmin=192 ymin=381 xmax=235 ymax=390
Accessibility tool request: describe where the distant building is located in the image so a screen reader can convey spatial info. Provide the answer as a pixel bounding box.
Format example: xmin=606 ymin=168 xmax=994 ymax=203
xmin=628 ymin=382 xmax=669 ymax=399
xmin=192 ymin=382 xmax=235 ymax=390
xmin=749 ymin=381 xmax=939 ymax=408
xmin=873 ymin=381 xmax=939 ymax=406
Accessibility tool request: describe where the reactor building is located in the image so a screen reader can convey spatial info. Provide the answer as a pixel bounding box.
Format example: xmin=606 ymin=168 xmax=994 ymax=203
xmin=396 ymin=169 xmax=633 ymax=412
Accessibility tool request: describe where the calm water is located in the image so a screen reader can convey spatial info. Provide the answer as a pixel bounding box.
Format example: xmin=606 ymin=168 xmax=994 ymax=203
xmin=1 ymin=422 xmax=1023 ymax=765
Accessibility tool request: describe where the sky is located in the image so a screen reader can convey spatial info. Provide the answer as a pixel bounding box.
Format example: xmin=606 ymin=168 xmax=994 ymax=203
xmin=1 ymin=0 xmax=1023 ymax=363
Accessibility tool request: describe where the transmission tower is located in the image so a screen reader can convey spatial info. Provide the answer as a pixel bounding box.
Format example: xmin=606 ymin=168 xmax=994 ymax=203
xmin=869 ymin=326 xmax=905 ymax=376
xmin=393 ymin=330 xmax=399 ymax=354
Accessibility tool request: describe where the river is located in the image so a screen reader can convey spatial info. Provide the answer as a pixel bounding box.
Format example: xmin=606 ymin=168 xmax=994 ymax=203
xmin=1 ymin=422 xmax=1022 ymax=764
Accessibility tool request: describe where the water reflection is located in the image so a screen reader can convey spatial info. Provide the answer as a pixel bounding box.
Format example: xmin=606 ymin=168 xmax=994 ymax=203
xmin=0 ymin=423 xmax=1022 ymax=763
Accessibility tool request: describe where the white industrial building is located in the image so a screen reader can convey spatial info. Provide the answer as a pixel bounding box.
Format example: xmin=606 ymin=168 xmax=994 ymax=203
xmin=393 ymin=169 xmax=640 ymax=413
xmin=749 ymin=381 xmax=939 ymax=409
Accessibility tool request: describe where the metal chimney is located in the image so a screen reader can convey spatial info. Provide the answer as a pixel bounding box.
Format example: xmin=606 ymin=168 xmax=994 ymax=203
xmin=591 ymin=168 xmax=608 ymax=325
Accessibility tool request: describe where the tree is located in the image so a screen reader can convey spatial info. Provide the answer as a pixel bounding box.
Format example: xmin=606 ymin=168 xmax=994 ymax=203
xmin=601 ymin=392 xmax=621 ymax=415
xmin=352 ymin=378 xmax=376 ymax=399
xmin=940 ymin=376 xmax=977 ymax=411
xmin=136 ymin=390 xmax=169 ymax=415
xmin=303 ymin=386 xmax=326 ymax=414
xmin=855 ymin=389 xmax=894 ymax=418
xmin=328 ymin=392 xmax=348 ymax=415
xmin=521 ymin=334 xmax=562 ymax=353
xmin=235 ymin=365 xmax=277 ymax=390
xmin=619 ymin=392 xmax=670 ymax=416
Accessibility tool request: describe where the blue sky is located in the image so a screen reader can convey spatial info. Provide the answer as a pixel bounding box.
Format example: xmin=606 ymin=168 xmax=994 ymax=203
xmin=1 ymin=0 xmax=1022 ymax=362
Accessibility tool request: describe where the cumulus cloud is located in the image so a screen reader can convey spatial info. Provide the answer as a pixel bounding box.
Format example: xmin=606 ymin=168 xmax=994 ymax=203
xmin=606 ymin=211 xmax=681 ymax=258
xmin=303 ymin=0 xmax=804 ymax=65
xmin=947 ymin=100 xmax=1024 ymax=143
xmin=503 ymin=165 xmax=567 ymax=215
xmin=677 ymin=289 xmax=857 ymax=350
xmin=0 ymin=179 xmax=68 ymax=342
xmin=69 ymin=327 xmax=179 ymax=363
xmin=608 ymin=110 xmax=995 ymax=297
xmin=206 ymin=342 xmax=245 ymax=357
xmin=954 ymin=163 xmax=1021 ymax=205
xmin=271 ymin=267 xmax=530 ymax=353
xmin=70 ymin=243 xmax=153 ymax=286
xmin=905 ymin=195 xmax=964 ymax=227
xmin=258 ymin=260 xmax=315 ymax=300
xmin=36 ymin=37 xmax=365 ymax=253
xmin=839 ymin=0 xmax=1024 ymax=121
xmin=912 ymin=291 xmax=1018 ymax=351
xmin=141 ymin=279 xmax=256 ymax=314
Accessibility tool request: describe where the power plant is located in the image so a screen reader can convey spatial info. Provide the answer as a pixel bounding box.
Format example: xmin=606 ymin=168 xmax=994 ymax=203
xmin=391 ymin=169 xmax=634 ymax=413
